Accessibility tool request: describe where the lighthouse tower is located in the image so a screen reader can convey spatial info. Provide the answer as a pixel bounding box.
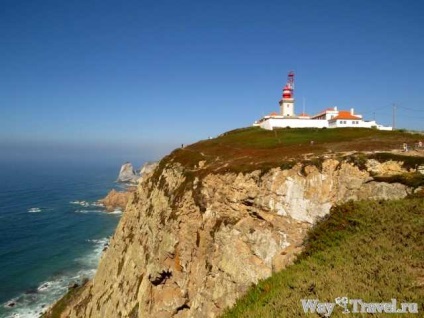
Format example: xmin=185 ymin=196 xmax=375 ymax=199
xmin=279 ymin=71 xmax=295 ymax=116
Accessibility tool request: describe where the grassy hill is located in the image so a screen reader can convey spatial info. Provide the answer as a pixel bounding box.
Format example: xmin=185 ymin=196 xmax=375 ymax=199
xmin=222 ymin=198 xmax=424 ymax=317
xmin=166 ymin=127 xmax=423 ymax=174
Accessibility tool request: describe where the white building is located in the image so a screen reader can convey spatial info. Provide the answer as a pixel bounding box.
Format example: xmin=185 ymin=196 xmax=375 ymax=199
xmin=254 ymin=106 xmax=392 ymax=130
xmin=254 ymin=73 xmax=392 ymax=131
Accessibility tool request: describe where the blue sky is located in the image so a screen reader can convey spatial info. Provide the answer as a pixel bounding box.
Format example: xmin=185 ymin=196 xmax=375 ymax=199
xmin=1 ymin=0 xmax=423 ymax=164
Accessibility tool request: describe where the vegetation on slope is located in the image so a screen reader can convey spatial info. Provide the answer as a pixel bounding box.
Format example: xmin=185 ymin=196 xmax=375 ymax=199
xmin=146 ymin=127 xmax=424 ymax=210
xmin=222 ymin=198 xmax=424 ymax=317
xmin=167 ymin=127 xmax=423 ymax=174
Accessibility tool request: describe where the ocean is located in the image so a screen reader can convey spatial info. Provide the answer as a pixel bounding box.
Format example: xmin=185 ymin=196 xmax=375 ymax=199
xmin=0 ymin=160 xmax=131 ymax=318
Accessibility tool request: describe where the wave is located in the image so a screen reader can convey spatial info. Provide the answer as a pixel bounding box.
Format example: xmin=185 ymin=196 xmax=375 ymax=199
xmin=69 ymin=200 xmax=104 ymax=208
xmin=69 ymin=200 xmax=90 ymax=207
xmin=1 ymin=237 xmax=110 ymax=318
xmin=27 ymin=208 xmax=41 ymax=213
xmin=77 ymin=237 xmax=110 ymax=268
xmin=74 ymin=208 xmax=122 ymax=216
xmin=28 ymin=207 xmax=54 ymax=213
xmin=74 ymin=209 xmax=104 ymax=214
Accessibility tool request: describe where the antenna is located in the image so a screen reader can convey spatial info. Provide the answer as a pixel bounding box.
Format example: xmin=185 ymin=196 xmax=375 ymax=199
xmin=303 ymin=97 xmax=306 ymax=115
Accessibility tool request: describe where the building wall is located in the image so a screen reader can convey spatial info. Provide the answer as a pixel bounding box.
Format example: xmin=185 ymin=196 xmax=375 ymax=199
xmin=279 ymin=99 xmax=294 ymax=117
xmin=258 ymin=118 xmax=392 ymax=131
xmin=259 ymin=118 xmax=328 ymax=130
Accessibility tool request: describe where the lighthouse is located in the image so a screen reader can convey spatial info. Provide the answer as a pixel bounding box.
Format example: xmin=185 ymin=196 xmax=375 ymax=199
xmin=279 ymin=71 xmax=295 ymax=116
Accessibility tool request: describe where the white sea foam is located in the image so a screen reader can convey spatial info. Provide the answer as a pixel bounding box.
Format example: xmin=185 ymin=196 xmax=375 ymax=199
xmin=2 ymin=238 xmax=110 ymax=318
xmin=2 ymin=277 xmax=68 ymax=318
xmin=91 ymin=202 xmax=104 ymax=207
xmin=74 ymin=209 xmax=104 ymax=214
xmin=77 ymin=237 xmax=110 ymax=268
xmin=69 ymin=200 xmax=90 ymax=207
xmin=109 ymin=209 xmax=122 ymax=215
xmin=70 ymin=200 xmax=104 ymax=208
xmin=28 ymin=208 xmax=41 ymax=213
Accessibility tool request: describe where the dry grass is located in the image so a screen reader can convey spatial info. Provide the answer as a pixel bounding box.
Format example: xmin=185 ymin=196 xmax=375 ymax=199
xmin=170 ymin=127 xmax=423 ymax=175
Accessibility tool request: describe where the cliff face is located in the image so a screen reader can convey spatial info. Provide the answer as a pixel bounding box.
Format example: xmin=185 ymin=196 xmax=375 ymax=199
xmin=62 ymin=158 xmax=411 ymax=318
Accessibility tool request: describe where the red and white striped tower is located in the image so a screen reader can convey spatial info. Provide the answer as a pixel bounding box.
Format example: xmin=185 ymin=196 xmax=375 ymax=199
xmin=279 ymin=71 xmax=295 ymax=116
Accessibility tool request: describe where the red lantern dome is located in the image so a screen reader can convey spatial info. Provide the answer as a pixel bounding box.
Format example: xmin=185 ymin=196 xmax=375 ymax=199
xmin=282 ymin=85 xmax=292 ymax=99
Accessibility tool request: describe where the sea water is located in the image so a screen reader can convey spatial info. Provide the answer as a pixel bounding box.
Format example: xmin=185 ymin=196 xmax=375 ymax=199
xmin=0 ymin=160 xmax=130 ymax=318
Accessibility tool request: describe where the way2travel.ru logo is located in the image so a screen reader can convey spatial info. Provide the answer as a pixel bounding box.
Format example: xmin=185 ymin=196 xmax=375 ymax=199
xmin=301 ymin=297 xmax=418 ymax=316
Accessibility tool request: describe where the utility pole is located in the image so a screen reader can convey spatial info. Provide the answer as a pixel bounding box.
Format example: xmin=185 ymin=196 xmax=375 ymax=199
xmin=392 ymin=103 xmax=396 ymax=130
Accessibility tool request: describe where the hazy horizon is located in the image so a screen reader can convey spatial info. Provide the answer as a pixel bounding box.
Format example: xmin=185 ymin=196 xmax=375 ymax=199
xmin=1 ymin=0 xmax=423 ymax=164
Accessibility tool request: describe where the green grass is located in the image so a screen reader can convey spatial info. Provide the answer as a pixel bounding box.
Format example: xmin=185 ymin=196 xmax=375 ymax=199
xmin=222 ymin=198 xmax=424 ymax=318
xmin=168 ymin=127 xmax=423 ymax=175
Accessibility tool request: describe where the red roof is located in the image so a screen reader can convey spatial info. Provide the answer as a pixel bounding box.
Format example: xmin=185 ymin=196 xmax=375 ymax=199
xmin=269 ymin=112 xmax=278 ymax=116
xmin=312 ymin=107 xmax=337 ymax=117
xmin=330 ymin=111 xmax=361 ymax=120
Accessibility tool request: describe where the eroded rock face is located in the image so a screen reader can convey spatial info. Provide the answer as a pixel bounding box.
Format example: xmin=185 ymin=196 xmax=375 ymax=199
xmin=61 ymin=159 xmax=410 ymax=318
xmin=117 ymin=162 xmax=138 ymax=183
xmin=366 ymin=159 xmax=407 ymax=176
xmin=139 ymin=162 xmax=159 ymax=178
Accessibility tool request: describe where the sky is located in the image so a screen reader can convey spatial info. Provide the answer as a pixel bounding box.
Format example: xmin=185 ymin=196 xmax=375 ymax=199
xmin=1 ymin=0 xmax=423 ymax=164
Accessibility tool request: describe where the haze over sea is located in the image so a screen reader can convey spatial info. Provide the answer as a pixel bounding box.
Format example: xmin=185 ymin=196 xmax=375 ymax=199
xmin=0 ymin=158 xmax=142 ymax=318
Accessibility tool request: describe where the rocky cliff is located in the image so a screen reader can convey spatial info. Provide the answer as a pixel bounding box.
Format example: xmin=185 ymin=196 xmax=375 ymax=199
xmin=57 ymin=152 xmax=419 ymax=318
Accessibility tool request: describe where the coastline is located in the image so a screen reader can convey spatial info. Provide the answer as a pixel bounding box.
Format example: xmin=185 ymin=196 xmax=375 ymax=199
xmin=1 ymin=200 xmax=119 ymax=318
xmin=0 ymin=161 xmax=131 ymax=318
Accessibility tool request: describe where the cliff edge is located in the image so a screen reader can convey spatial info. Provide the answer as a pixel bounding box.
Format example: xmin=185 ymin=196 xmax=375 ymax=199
xmin=46 ymin=127 xmax=424 ymax=318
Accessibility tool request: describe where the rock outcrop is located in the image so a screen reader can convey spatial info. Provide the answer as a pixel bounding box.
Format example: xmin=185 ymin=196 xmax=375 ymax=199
xmin=117 ymin=162 xmax=138 ymax=183
xmin=59 ymin=156 xmax=413 ymax=318
xmin=100 ymin=189 xmax=135 ymax=212
xmin=117 ymin=162 xmax=159 ymax=184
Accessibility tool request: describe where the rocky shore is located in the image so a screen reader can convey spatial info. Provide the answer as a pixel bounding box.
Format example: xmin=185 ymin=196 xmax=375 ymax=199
xmin=99 ymin=188 xmax=135 ymax=212
xmin=100 ymin=162 xmax=159 ymax=212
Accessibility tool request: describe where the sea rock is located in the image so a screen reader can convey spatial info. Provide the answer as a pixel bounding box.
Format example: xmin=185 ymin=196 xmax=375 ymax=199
xmin=61 ymin=157 xmax=412 ymax=318
xmin=68 ymin=283 xmax=79 ymax=290
xmin=100 ymin=189 xmax=134 ymax=212
xmin=117 ymin=162 xmax=138 ymax=183
xmin=5 ymin=301 xmax=16 ymax=308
